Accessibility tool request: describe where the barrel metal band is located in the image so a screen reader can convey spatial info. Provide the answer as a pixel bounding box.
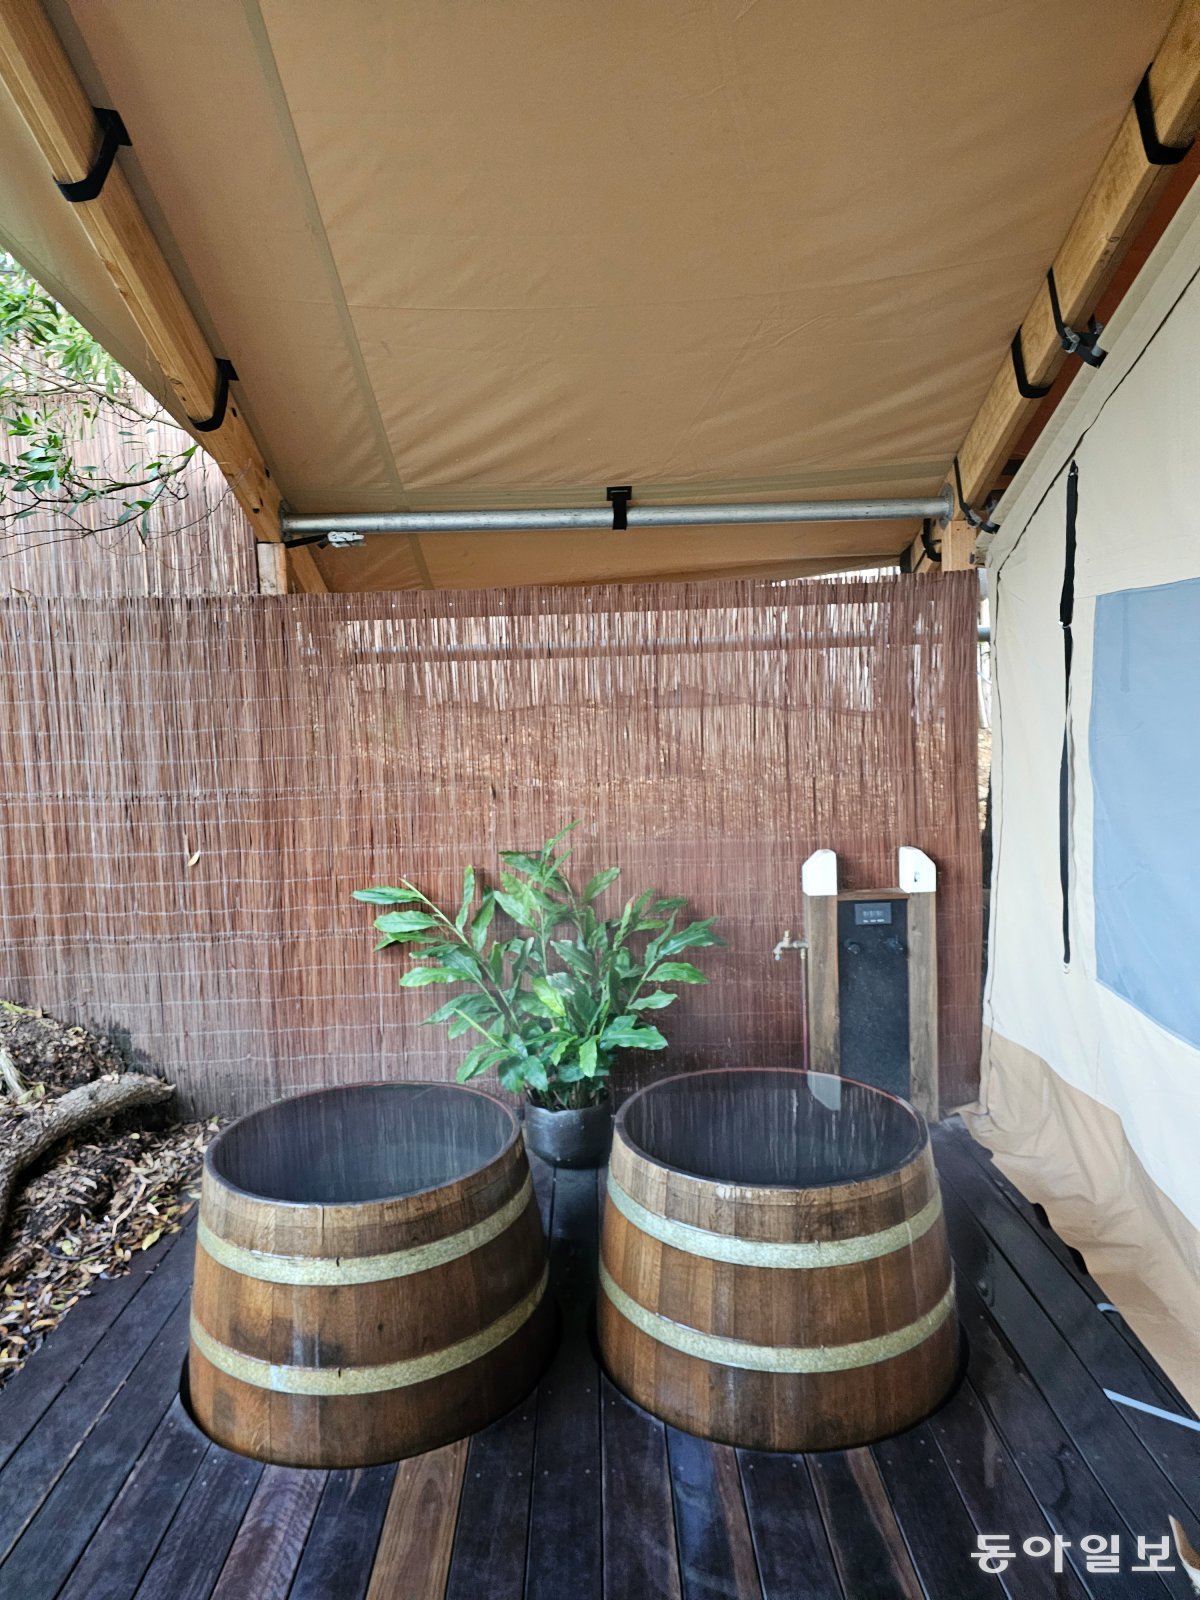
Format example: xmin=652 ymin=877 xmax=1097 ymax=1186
xmin=600 ymin=1263 xmax=955 ymax=1373
xmin=190 ymin=1262 xmax=549 ymax=1395
xmin=606 ymin=1172 xmax=942 ymax=1268
xmin=197 ymin=1171 xmax=533 ymax=1285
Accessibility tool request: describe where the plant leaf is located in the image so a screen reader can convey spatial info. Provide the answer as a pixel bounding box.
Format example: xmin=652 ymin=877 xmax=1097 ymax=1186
xmin=628 ymin=990 xmax=677 ymax=1010
xmin=530 ymin=976 xmax=567 ymax=1017
xmin=600 ymin=1018 xmax=668 ymax=1050
xmin=470 ymin=893 xmax=496 ymax=951
xmin=454 ymin=865 xmax=476 ymax=932
xmin=398 ymin=966 xmax=461 ymax=987
xmin=651 ymin=960 xmax=709 ymax=985
xmin=579 ymin=1037 xmax=599 ymax=1078
xmin=353 ymin=885 xmax=424 ymax=905
xmin=582 ymin=867 xmax=620 ymax=903
xmin=374 ymin=910 xmax=440 ymax=936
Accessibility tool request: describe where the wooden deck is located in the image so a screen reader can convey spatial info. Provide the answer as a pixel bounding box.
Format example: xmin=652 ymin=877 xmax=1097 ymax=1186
xmin=1 ymin=1119 xmax=1198 ymax=1599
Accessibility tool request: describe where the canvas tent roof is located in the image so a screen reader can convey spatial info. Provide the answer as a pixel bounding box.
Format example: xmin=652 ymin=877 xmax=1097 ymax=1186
xmin=0 ymin=0 xmax=1184 ymax=589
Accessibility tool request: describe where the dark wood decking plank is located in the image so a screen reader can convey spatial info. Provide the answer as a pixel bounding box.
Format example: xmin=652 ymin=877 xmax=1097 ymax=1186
xmin=667 ymin=1428 xmax=762 ymax=1600
xmin=737 ymin=1449 xmax=842 ymax=1600
xmin=0 ymin=1228 xmax=193 ymax=1558
xmin=937 ymin=1126 xmax=1200 ymax=1488
xmin=944 ymin=1124 xmax=1196 ymax=1416
xmin=443 ymin=1122 xmax=557 ymax=1600
xmin=925 ymin=1376 xmax=1092 ymax=1600
xmin=602 ymin=1376 xmax=682 ymax=1600
xmin=132 ymin=1440 xmax=263 ymax=1600
xmin=942 ymin=1176 xmax=1196 ymax=1595
xmin=871 ymin=1419 xmax=1000 ymax=1600
xmin=951 ymin=1268 xmax=1176 ymax=1597
xmin=210 ymin=1463 xmax=326 ymax=1600
xmin=55 ymin=1397 xmax=208 ymax=1600
xmin=365 ymin=1439 xmax=468 ymax=1600
xmin=445 ymin=1393 xmax=537 ymax=1600
xmin=288 ymin=1465 xmax=397 ymax=1600
xmin=0 ymin=1288 xmax=191 ymax=1591
xmin=807 ymin=1449 xmax=922 ymax=1600
xmin=525 ymin=1165 xmax=603 ymax=1600
xmin=0 ymin=1223 xmax=189 ymax=1472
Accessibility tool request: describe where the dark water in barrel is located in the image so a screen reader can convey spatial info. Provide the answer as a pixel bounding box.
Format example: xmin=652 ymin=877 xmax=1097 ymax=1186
xmin=210 ymin=1084 xmax=514 ymax=1204
xmin=619 ymin=1069 xmax=922 ymax=1188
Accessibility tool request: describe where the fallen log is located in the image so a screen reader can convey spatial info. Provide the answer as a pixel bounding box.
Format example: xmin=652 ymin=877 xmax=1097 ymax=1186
xmin=0 ymin=1072 xmax=174 ymax=1245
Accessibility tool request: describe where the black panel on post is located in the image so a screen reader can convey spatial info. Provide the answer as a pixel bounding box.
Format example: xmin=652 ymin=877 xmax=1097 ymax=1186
xmin=836 ymin=898 xmax=910 ymax=1097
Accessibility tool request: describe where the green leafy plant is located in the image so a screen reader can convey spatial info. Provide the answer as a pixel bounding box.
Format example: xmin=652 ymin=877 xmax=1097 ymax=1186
xmin=355 ymin=823 xmax=723 ymax=1109
xmin=0 ymin=252 xmax=198 ymax=538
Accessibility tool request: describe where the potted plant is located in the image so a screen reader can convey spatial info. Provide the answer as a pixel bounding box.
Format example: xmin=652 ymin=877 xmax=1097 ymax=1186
xmin=354 ymin=824 xmax=722 ymax=1167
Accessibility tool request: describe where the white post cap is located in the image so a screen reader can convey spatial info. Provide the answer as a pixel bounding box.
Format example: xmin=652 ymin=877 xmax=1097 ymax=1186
xmin=898 ymin=846 xmax=936 ymax=894
xmin=801 ymin=848 xmax=838 ymax=897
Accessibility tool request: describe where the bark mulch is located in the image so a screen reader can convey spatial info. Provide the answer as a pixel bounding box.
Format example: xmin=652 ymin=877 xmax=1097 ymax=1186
xmin=0 ymin=1001 xmax=217 ymax=1389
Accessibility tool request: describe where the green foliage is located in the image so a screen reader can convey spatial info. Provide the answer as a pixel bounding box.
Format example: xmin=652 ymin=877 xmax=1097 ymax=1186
xmin=355 ymin=824 xmax=724 ymax=1110
xmin=0 ymin=253 xmax=197 ymax=534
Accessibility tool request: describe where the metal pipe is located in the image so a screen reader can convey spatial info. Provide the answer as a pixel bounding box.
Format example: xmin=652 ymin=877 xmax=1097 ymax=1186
xmin=281 ymin=489 xmax=953 ymax=540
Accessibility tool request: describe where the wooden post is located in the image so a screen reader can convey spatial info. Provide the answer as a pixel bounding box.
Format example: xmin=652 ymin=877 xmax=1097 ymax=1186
xmin=801 ymin=850 xmax=840 ymax=1076
xmin=899 ymin=847 xmax=939 ymax=1121
xmin=255 ymin=542 xmax=289 ymax=596
xmin=904 ymin=514 xmax=977 ymax=575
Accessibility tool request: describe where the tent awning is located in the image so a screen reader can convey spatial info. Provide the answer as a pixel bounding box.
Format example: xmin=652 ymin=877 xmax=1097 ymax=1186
xmin=0 ymin=0 xmax=1183 ymax=588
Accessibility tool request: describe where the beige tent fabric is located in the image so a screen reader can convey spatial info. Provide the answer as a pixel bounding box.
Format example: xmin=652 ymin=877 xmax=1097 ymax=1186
xmin=966 ymin=1034 xmax=1200 ymax=1411
xmin=0 ymin=1 xmax=1176 ymax=586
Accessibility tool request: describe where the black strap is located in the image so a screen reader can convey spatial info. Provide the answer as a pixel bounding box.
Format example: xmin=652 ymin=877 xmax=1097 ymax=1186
xmin=1133 ymin=67 xmax=1192 ymax=166
xmin=919 ymin=518 xmax=941 ymax=565
xmin=953 ymin=457 xmax=999 ymax=534
xmin=606 ymin=485 xmax=632 ymax=531
xmin=1058 ymin=461 xmax=1079 ymax=965
xmin=188 ymin=358 xmax=238 ymax=433
xmin=56 ymin=107 xmax=130 ymax=203
xmin=1010 ymin=327 xmax=1051 ymax=400
xmin=1047 ymin=268 xmax=1106 ymax=368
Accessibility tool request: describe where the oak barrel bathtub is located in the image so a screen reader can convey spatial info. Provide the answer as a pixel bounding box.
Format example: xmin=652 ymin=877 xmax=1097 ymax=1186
xmin=189 ymin=1083 xmax=553 ymax=1467
xmin=599 ymin=1068 xmax=958 ymax=1451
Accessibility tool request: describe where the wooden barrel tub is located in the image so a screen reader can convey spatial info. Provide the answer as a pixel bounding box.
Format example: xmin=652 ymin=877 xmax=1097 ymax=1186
xmin=599 ymin=1068 xmax=958 ymax=1451
xmin=189 ymin=1083 xmax=554 ymax=1468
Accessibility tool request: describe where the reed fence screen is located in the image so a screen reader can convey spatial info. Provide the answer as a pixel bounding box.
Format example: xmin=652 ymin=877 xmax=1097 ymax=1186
xmin=0 ymin=573 xmax=981 ymax=1116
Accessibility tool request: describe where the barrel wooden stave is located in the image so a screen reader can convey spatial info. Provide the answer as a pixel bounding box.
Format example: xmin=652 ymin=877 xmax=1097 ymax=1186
xmin=188 ymin=1086 xmax=554 ymax=1469
xmin=599 ymin=1300 xmax=959 ymax=1452
xmin=600 ymin=1104 xmax=958 ymax=1453
xmin=190 ymin=1302 xmax=553 ymax=1468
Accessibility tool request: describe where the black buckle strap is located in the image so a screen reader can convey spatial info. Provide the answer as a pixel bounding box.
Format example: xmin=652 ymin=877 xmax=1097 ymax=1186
xmin=952 ymin=457 xmax=998 ymax=534
xmin=56 ymin=107 xmax=130 ymax=203
xmin=188 ymin=358 xmax=238 ymax=433
xmin=1010 ymin=327 xmax=1051 ymax=400
xmin=606 ymin=485 xmax=632 ymax=531
xmin=919 ymin=518 xmax=941 ymax=565
xmin=1133 ymin=67 xmax=1192 ymax=166
xmin=1046 ymin=268 xmax=1106 ymax=368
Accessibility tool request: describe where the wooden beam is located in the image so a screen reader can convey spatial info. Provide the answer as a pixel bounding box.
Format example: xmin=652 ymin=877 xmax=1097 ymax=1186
xmin=903 ymin=514 xmax=977 ymax=575
xmin=954 ymin=0 xmax=1200 ymax=515
xmin=0 ymin=0 xmax=326 ymax=594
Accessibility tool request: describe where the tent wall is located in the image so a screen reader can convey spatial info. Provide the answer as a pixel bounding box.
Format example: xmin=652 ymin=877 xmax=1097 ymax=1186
xmin=0 ymin=574 xmax=980 ymax=1118
xmin=974 ymin=185 xmax=1200 ymax=1402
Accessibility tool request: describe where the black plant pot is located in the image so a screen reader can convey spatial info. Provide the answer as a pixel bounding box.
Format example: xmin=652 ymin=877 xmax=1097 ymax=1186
xmin=523 ymin=1095 xmax=614 ymax=1169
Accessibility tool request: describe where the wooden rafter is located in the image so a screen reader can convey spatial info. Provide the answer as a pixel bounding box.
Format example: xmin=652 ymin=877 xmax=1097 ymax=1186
xmin=948 ymin=0 xmax=1200 ymax=532
xmin=0 ymin=0 xmax=326 ymax=593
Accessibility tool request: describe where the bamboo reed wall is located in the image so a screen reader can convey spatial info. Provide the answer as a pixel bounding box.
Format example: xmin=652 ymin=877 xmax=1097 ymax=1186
xmin=0 ymin=573 xmax=981 ymax=1116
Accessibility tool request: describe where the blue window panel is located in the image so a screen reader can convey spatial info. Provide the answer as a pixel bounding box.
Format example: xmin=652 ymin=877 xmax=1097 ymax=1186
xmin=1091 ymin=577 xmax=1200 ymax=1048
